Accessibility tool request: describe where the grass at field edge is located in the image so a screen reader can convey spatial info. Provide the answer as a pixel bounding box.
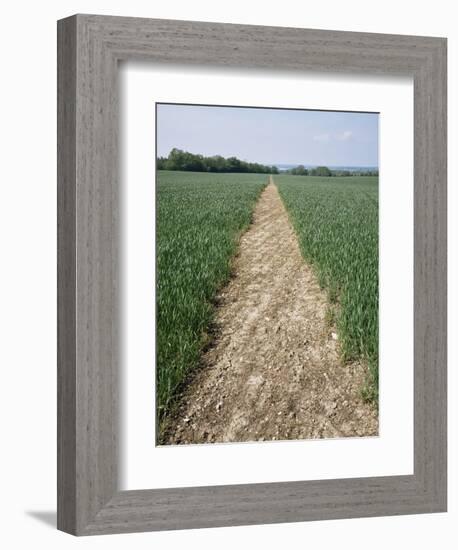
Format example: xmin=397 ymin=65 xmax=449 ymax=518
xmin=274 ymin=175 xmax=379 ymax=404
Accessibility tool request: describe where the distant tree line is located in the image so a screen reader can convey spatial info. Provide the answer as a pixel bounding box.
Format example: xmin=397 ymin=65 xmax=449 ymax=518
xmin=286 ymin=164 xmax=379 ymax=177
xmin=157 ymin=148 xmax=279 ymax=174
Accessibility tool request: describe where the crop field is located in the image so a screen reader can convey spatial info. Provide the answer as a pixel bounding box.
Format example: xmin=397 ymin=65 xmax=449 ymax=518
xmin=276 ymin=175 xmax=379 ymax=399
xmin=156 ymin=170 xmax=267 ymax=422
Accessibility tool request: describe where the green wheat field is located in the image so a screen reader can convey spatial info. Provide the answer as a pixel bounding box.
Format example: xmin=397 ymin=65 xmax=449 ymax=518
xmin=156 ymin=170 xmax=378 ymax=424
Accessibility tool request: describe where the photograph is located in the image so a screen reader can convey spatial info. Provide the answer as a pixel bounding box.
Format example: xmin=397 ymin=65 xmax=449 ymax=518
xmin=156 ymin=103 xmax=379 ymax=445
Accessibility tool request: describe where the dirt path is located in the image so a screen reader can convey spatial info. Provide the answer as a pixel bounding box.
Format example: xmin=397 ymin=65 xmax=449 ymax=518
xmin=162 ymin=178 xmax=378 ymax=445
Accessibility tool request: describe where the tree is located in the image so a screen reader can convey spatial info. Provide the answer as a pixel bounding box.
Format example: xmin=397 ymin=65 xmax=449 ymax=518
xmin=156 ymin=156 xmax=167 ymax=170
xmin=310 ymin=166 xmax=332 ymax=177
xmin=156 ymin=149 xmax=277 ymax=174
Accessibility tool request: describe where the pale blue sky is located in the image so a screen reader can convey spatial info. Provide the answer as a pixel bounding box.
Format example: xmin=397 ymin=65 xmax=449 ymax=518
xmin=156 ymin=103 xmax=378 ymax=167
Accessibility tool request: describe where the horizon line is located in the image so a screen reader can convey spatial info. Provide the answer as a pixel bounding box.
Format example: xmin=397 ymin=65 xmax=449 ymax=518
xmin=158 ymin=149 xmax=378 ymax=169
xmin=156 ymin=151 xmax=379 ymax=170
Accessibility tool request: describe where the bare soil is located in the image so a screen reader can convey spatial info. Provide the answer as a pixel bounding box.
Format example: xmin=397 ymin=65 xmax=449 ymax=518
xmin=161 ymin=179 xmax=378 ymax=445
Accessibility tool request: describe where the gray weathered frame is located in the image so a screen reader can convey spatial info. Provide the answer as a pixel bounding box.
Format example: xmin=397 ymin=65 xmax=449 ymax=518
xmin=57 ymin=14 xmax=447 ymax=536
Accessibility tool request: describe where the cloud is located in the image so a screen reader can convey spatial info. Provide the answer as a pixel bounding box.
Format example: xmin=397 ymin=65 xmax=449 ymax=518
xmin=336 ymin=130 xmax=353 ymax=141
xmin=313 ymin=131 xmax=353 ymax=143
xmin=313 ymin=133 xmax=330 ymax=142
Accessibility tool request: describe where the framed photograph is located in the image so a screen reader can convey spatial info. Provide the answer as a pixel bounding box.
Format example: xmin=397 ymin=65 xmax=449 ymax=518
xmin=154 ymin=102 xmax=380 ymax=447
xmin=57 ymin=14 xmax=447 ymax=535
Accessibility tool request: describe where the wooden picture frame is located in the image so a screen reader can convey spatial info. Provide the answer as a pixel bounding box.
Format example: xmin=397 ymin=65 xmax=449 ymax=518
xmin=57 ymin=14 xmax=447 ymax=535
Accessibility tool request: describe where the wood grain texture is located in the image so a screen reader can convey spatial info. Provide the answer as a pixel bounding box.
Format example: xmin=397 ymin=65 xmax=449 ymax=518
xmin=57 ymin=16 xmax=77 ymax=534
xmin=57 ymin=14 xmax=447 ymax=535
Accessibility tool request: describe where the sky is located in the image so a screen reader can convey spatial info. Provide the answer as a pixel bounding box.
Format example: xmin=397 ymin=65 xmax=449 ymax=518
xmin=156 ymin=103 xmax=379 ymax=168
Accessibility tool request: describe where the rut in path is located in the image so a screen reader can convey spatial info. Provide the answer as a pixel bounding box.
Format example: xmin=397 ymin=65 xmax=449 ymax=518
xmin=162 ymin=178 xmax=378 ymax=444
